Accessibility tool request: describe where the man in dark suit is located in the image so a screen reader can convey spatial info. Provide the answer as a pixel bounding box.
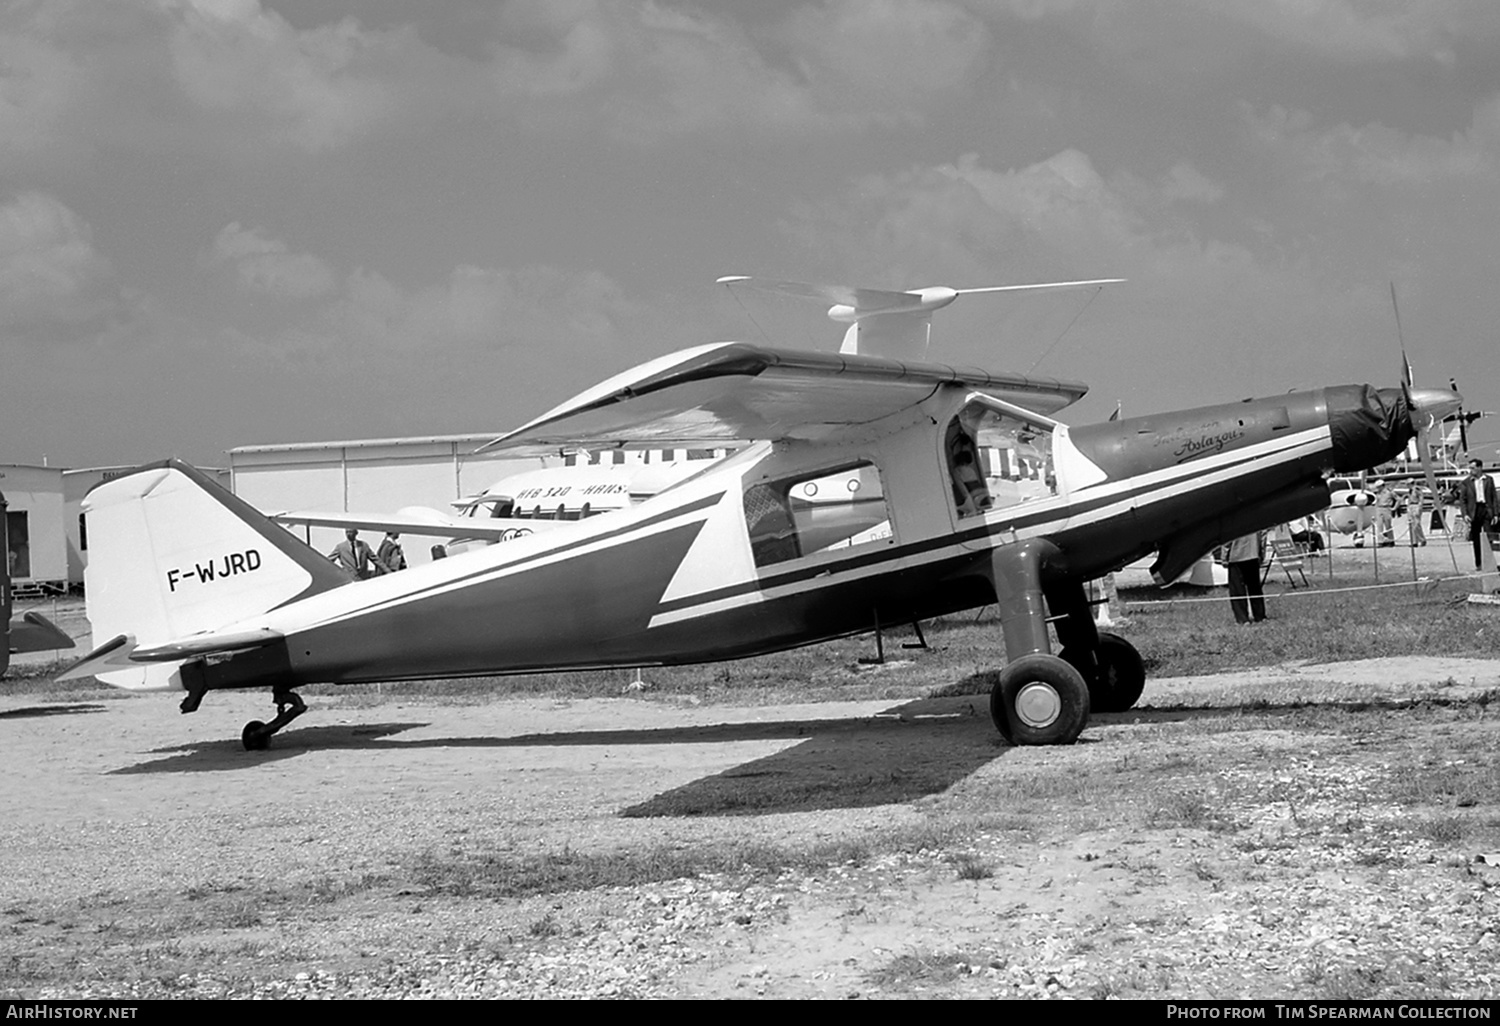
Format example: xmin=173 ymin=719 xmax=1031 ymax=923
xmin=329 ymin=528 xmax=384 ymax=580
xmin=1459 ymin=458 xmax=1498 ymax=570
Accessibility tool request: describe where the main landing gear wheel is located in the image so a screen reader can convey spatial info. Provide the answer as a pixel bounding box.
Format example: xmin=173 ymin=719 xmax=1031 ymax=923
xmin=1090 ymin=632 xmax=1146 ymax=713
xmin=240 ymin=689 xmax=308 ymax=751
xmin=990 ymin=654 xmax=1090 ymax=746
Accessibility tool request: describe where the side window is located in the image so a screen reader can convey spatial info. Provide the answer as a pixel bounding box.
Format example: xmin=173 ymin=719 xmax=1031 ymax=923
xmin=744 ymin=462 xmax=891 ymax=568
xmin=947 ymin=402 xmax=1056 ymax=519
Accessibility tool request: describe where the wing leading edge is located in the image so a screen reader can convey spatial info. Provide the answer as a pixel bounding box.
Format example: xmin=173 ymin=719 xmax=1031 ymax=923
xmin=481 ymin=342 xmax=1089 ymax=457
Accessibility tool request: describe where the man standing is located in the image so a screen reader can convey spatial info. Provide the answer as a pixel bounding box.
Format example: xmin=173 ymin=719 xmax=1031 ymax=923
xmin=377 ymin=531 xmax=407 ymax=572
xmin=329 ymin=528 xmax=384 ymax=580
xmin=1371 ymin=479 xmax=1396 ymax=546
xmin=1221 ymin=531 xmax=1267 ymax=624
xmin=1406 ymin=483 xmax=1426 ymax=547
xmin=1459 ymin=459 xmax=1498 ymax=571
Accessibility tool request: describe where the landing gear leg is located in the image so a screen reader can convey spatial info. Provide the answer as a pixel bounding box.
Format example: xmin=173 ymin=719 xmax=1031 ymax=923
xmin=242 ymin=688 xmax=307 ymax=751
xmin=1050 ymin=582 xmax=1148 ymax=713
xmin=983 ymin=541 xmax=1090 ymax=745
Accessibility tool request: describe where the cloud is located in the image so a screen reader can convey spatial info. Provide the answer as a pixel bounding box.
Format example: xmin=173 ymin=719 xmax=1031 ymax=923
xmin=779 ymin=0 xmax=990 ymax=106
xmin=0 ymin=27 xmax=86 ymax=166
xmin=1199 ymin=0 xmax=1493 ymax=65
xmin=319 ymin=263 xmax=640 ymax=358
xmin=2 ymin=1 xmax=993 ymax=159
xmin=208 ymin=223 xmax=336 ymax=299
xmin=487 ymin=0 xmax=992 ymax=139
xmin=1159 ymin=162 xmax=1226 ymax=205
xmin=0 ymin=192 xmax=122 ymax=339
xmin=163 ymin=0 xmax=418 ymax=151
xmin=1246 ymin=101 xmax=1500 ymax=189
xmin=487 ymin=1 xmax=821 ymax=137
xmin=977 ymin=0 xmax=1500 ymax=64
xmin=780 ymin=150 xmax=1161 ymax=285
xmin=208 ymin=261 xmax=650 ymax=436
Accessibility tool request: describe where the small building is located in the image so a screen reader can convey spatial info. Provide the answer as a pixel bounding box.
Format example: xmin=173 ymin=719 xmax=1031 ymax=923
xmin=0 ymin=464 xmax=67 ymax=594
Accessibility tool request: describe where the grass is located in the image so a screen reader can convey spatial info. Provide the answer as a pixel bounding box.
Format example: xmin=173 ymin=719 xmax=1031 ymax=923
xmin=948 ymin=852 xmax=994 ymax=880
xmin=864 ymin=949 xmax=998 ymax=989
xmin=404 ymin=824 xmax=975 ymax=899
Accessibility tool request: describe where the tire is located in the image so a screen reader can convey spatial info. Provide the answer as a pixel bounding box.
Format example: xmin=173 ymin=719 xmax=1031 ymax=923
xmin=990 ymin=654 xmax=1090 ymax=746
xmin=1091 ymin=631 xmax=1147 ymax=713
xmin=242 ymin=720 xmax=270 ymax=751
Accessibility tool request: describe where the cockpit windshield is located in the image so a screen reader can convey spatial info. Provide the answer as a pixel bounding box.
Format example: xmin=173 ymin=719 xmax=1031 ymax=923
xmin=946 ymin=401 xmax=1056 ymax=518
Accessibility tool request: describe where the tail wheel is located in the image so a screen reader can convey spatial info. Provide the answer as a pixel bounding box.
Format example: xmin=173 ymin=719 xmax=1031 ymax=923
xmin=242 ymin=720 xmax=270 ymax=751
xmin=1091 ymin=632 xmax=1146 ymax=713
xmin=990 ymin=654 xmax=1090 ymax=746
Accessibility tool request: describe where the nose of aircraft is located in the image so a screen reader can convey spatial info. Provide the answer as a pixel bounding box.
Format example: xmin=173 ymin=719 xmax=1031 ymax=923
xmin=1326 ymin=385 xmax=1413 ymax=472
xmin=1327 ymin=383 xmax=1464 ymax=472
xmin=1405 ymin=385 xmax=1464 ymax=425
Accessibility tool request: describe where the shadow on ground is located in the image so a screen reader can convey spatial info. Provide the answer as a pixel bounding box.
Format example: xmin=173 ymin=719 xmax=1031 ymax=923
xmin=0 ymin=703 xmax=107 ymax=720
xmin=621 ymin=695 xmax=1003 ymax=817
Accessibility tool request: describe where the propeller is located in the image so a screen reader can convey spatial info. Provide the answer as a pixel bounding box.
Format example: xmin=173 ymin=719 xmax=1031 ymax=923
xmin=1440 ymin=377 xmax=1491 ymax=460
xmin=1390 ymin=284 xmax=1461 ymax=537
xmin=1449 ymin=377 xmax=1470 ymax=454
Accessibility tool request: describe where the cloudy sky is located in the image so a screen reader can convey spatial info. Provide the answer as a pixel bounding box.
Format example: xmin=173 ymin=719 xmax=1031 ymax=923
xmin=4 ymin=0 xmax=1500 ymax=469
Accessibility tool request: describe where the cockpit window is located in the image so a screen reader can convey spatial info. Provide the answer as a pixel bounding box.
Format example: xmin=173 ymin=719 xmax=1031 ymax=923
xmin=744 ymin=462 xmax=891 ymax=568
xmin=947 ymin=402 xmax=1056 ymax=518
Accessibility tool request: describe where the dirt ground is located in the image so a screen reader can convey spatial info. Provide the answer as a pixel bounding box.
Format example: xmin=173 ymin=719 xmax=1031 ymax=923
xmin=4 ymin=533 xmax=1499 ymax=999
xmin=3 ymin=653 xmax=1499 ymax=1000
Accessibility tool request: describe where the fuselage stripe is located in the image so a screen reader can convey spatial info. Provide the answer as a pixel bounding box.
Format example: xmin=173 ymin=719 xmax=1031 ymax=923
xmin=275 ymin=491 xmax=726 ymax=632
xmin=650 ymin=427 xmax=1330 ymax=620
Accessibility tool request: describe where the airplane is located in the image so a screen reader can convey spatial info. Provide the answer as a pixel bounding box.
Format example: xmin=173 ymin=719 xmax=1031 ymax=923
xmin=2 ymin=488 xmax=75 ymax=678
xmin=267 ymin=449 xmax=735 ymax=559
xmin=61 ymin=275 xmax=1461 ymax=749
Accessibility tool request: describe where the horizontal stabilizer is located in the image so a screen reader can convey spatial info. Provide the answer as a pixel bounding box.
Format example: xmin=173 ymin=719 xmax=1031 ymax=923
xmin=59 ymin=626 xmax=283 ymax=683
xmin=132 ymin=627 xmax=283 ymax=663
xmin=8 ymin=612 xmax=76 ymax=654
xmin=58 ymin=633 xmax=136 ymax=680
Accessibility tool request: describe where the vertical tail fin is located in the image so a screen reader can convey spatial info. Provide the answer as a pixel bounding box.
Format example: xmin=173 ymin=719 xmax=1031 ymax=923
xmin=76 ymin=459 xmax=348 ymax=689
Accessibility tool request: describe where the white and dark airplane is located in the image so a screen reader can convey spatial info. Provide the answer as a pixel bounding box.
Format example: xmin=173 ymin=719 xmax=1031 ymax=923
xmin=62 ymin=276 xmax=1460 ymax=748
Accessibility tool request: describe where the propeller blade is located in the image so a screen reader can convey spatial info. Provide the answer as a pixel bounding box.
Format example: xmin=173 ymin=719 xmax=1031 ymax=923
xmin=1403 ymin=387 xmax=1462 ymax=531
xmin=1451 ymin=377 xmax=1470 ymax=453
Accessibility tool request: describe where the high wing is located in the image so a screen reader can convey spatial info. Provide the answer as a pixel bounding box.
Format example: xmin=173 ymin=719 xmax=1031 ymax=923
xmin=479 ymin=341 xmax=1089 ymax=458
